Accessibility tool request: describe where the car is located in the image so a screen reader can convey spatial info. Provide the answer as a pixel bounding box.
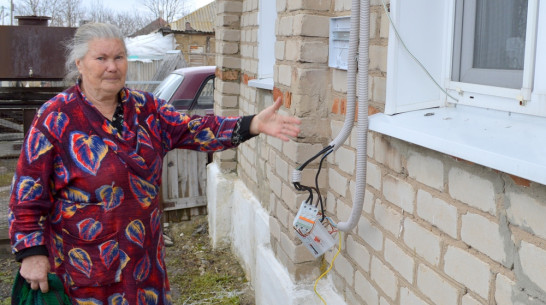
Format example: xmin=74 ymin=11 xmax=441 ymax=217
xmin=153 ymin=66 xmax=216 ymax=115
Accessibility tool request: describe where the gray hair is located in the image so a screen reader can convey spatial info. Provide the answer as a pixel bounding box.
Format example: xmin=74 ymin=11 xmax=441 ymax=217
xmin=64 ymin=22 xmax=127 ymax=83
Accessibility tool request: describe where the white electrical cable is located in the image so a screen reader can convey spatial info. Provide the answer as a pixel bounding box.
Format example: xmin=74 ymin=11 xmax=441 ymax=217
xmin=327 ymin=0 xmax=360 ymax=152
xmin=337 ymin=0 xmax=369 ymax=232
xmin=379 ymin=0 xmax=459 ymax=102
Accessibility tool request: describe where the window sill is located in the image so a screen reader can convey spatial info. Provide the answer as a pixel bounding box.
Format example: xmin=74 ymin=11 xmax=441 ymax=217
xmin=248 ymin=78 xmax=273 ymax=90
xmin=369 ymin=105 xmax=546 ymax=185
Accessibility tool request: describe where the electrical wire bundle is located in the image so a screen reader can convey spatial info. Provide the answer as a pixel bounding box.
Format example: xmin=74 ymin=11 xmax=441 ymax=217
xmin=292 ymin=145 xmax=340 ymax=305
xmin=292 ymin=145 xmax=333 ymax=225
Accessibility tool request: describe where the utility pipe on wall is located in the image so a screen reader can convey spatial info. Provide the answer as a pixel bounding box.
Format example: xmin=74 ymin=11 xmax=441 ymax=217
xmin=328 ymin=0 xmax=359 ymax=151
xmin=290 ymin=0 xmax=370 ymax=232
xmin=336 ymin=0 xmax=370 ymax=232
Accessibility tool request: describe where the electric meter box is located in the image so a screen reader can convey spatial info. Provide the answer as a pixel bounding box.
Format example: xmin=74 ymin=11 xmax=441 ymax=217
xmin=329 ymin=16 xmax=350 ymax=70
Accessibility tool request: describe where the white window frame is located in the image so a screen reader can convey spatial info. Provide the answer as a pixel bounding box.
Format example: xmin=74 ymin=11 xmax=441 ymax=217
xmin=445 ymin=0 xmax=540 ymax=116
xmin=372 ymin=0 xmax=546 ymax=185
xmin=248 ymin=0 xmax=277 ymax=90
xmin=384 ymin=0 xmax=544 ymax=117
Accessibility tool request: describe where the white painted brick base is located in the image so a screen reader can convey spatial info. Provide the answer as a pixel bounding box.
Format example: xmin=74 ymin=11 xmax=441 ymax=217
xmin=207 ymin=163 xmax=347 ymax=305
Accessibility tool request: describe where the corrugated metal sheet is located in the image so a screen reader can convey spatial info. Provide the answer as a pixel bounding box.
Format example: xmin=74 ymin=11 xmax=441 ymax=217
xmin=169 ymin=1 xmax=216 ymax=33
xmin=0 ymin=25 xmax=76 ymax=80
xmin=126 ymin=60 xmax=163 ymax=91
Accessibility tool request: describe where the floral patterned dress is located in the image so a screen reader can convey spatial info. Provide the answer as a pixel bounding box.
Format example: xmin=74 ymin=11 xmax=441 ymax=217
xmin=8 ymin=83 xmax=239 ymax=304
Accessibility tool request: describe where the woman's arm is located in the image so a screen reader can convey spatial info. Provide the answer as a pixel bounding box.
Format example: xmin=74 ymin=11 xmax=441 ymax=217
xmin=155 ymin=95 xmax=300 ymax=153
xmin=9 ymin=120 xmax=57 ymax=292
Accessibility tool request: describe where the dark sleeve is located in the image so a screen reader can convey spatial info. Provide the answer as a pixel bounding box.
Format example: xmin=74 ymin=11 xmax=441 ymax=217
xmin=231 ymin=115 xmax=257 ymax=145
xmin=14 ymin=245 xmax=49 ymax=262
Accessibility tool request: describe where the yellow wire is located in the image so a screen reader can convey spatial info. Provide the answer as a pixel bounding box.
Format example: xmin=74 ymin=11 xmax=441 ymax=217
xmin=314 ymin=232 xmax=343 ymax=305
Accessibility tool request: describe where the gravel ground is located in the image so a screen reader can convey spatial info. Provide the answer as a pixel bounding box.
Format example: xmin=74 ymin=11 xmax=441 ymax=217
xmin=0 ymin=215 xmax=254 ymax=304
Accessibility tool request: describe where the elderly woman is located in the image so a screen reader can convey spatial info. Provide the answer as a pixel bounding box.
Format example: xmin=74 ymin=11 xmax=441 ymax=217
xmin=9 ymin=23 xmax=300 ymax=303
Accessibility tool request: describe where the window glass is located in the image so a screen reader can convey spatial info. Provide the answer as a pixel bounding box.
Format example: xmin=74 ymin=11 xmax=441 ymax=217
xmin=473 ymin=0 xmax=527 ymax=70
xmin=195 ymin=77 xmax=214 ymax=109
xmin=452 ymin=0 xmax=528 ymax=88
xmin=171 ymin=99 xmax=193 ymax=109
xmin=153 ymin=74 xmax=184 ymax=102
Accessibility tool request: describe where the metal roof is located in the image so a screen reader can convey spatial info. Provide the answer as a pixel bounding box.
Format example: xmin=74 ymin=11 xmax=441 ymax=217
xmin=129 ymin=18 xmax=168 ymax=37
xmin=169 ymin=1 xmax=216 ymax=33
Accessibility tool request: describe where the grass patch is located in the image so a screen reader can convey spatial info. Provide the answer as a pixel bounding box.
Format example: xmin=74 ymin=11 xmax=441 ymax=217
xmin=0 ymin=254 xmax=18 ymax=302
xmin=165 ymin=215 xmax=253 ymax=305
xmin=173 ymin=273 xmax=243 ymax=305
xmin=0 ymin=158 xmax=17 ymax=187
xmin=0 ymin=268 xmax=14 ymax=286
xmin=0 ymin=174 xmax=13 ymax=188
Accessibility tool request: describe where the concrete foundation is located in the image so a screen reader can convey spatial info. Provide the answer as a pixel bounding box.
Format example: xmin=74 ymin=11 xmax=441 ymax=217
xmin=207 ymin=163 xmax=346 ymax=305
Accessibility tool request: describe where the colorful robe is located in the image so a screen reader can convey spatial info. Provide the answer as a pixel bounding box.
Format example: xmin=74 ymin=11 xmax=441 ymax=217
xmin=8 ymin=84 xmax=239 ymax=304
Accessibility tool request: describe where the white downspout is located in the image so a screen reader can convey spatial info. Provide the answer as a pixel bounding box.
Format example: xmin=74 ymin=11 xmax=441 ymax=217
xmin=337 ymin=0 xmax=369 ymax=232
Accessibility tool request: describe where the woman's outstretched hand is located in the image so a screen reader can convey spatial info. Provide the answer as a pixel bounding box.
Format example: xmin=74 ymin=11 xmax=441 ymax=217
xmin=250 ymin=97 xmax=301 ymax=141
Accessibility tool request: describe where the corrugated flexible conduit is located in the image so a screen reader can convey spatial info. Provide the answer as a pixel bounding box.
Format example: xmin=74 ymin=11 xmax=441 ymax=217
xmin=328 ymin=0 xmax=360 ymax=150
xmin=335 ymin=0 xmax=369 ymax=232
xmin=291 ymin=0 xmax=368 ymax=232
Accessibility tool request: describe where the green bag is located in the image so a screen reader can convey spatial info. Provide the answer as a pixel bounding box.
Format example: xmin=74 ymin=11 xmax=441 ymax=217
xmin=11 ymin=271 xmax=71 ymax=305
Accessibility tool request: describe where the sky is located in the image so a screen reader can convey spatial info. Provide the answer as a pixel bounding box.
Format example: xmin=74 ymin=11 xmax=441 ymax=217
xmin=0 ymin=0 xmax=214 ymax=25
xmin=97 ymin=0 xmax=214 ymax=15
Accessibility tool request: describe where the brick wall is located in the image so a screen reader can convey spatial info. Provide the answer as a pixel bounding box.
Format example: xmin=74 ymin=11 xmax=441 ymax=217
xmin=330 ymin=132 xmax=546 ymax=305
xmin=173 ymin=33 xmax=216 ymax=66
xmin=325 ymin=2 xmax=546 ymax=304
xmin=215 ymin=0 xmax=242 ymax=172
xmin=215 ymin=0 xmax=546 ymax=304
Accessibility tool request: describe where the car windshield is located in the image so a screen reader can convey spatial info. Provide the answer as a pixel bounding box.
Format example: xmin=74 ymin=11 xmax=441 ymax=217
xmin=153 ymin=73 xmax=184 ymax=102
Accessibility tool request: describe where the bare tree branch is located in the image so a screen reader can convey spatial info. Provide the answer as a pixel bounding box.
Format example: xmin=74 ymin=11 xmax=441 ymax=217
xmin=115 ymin=11 xmax=154 ymax=36
xmin=61 ymin=0 xmax=84 ymax=27
xmin=140 ymin=0 xmax=189 ymax=23
xmin=14 ymin=0 xmax=81 ymax=27
xmin=14 ymin=0 xmax=156 ymax=35
xmin=15 ymin=0 xmax=56 ymax=17
xmin=83 ymin=0 xmax=154 ymax=36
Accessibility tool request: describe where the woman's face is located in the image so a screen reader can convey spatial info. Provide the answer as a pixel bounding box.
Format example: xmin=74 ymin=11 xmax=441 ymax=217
xmin=76 ymin=38 xmax=128 ymax=98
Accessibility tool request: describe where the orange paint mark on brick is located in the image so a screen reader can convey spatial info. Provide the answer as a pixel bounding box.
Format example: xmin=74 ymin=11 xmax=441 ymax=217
xmin=332 ymin=98 xmax=340 ymax=114
xmin=340 ymin=98 xmax=347 ymax=115
xmin=368 ymin=105 xmax=380 ymax=116
xmin=215 ymin=68 xmax=240 ymax=81
xmin=284 ymin=91 xmax=292 ymax=108
xmin=273 ymin=87 xmax=283 ymax=103
xmin=243 ymin=73 xmax=255 ymax=85
xmin=509 ymin=174 xmax=531 ymax=187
